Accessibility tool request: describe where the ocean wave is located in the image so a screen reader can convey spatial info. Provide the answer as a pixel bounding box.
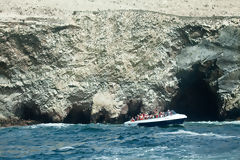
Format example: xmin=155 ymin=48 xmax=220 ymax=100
xmin=156 ymin=130 xmax=238 ymax=139
xmin=58 ymin=146 xmax=75 ymax=151
xmin=186 ymin=121 xmax=240 ymax=125
xmin=27 ymin=123 xmax=74 ymax=129
xmin=93 ymin=156 xmax=118 ymax=160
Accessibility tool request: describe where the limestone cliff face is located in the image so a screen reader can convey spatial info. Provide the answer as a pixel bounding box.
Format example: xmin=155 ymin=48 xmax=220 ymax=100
xmin=0 ymin=9 xmax=239 ymax=125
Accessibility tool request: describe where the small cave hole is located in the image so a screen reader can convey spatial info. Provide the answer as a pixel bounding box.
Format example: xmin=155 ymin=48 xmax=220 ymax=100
xmin=91 ymin=108 xmax=111 ymax=124
xmin=63 ymin=104 xmax=91 ymax=124
xmin=95 ymin=111 xmax=108 ymax=123
xmin=16 ymin=102 xmax=52 ymax=123
xmin=127 ymin=99 xmax=142 ymax=118
xmin=117 ymin=99 xmax=143 ymax=123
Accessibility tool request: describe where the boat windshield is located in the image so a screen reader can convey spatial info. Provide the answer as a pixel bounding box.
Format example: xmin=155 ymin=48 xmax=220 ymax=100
xmin=171 ymin=110 xmax=176 ymax=114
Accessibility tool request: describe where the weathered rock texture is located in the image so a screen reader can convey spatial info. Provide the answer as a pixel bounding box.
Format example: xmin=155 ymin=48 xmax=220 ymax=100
xmin=0 ymin=1 xmax=240 ymax=125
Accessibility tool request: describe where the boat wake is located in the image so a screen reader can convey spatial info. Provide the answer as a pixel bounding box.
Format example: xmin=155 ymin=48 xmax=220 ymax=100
xmin=156 ymin=130 xmax=238 ymax=139
xmin=186 ymin=121 xmax=240 ymax=125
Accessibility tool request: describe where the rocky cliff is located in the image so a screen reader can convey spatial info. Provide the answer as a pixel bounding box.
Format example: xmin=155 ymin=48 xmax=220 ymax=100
xmin=0 ymin=0 xmax=240 ymax=126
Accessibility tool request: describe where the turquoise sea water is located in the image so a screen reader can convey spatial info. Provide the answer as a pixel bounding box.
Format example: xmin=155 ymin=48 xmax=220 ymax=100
xmin=0 ymin=121 xmax=240 ymax=160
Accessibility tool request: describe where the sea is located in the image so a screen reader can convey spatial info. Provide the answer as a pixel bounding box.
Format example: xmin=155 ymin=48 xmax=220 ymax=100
xmin=0 ymin=121 xmax=240 ymax=160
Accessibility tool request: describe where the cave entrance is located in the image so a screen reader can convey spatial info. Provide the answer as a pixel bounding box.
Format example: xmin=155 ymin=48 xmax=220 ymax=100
xmin=171 ymin=64 xmax=221 ymax=121
xmin=116 ymin=99 xmax=143 ymax=124
xmin=16 ymin=101 xmax=52 ymax=123
xmin=63 ymin=104 xmax=91 ymax=124
xmin=93 ymin=109 xmax=110 ymax=123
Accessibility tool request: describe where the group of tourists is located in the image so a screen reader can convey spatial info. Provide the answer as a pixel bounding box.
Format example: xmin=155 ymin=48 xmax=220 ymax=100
xmin=130 ymin=110 xmax=175 ymax=122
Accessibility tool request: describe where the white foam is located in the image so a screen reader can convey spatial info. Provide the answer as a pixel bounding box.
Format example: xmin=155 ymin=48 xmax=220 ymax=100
xmin=27 ymin=123 xmax=73 ymax=129
xmin=58 ymin=146 xmax=74 ymax=151
xmin=186 ymin=121 xmax=240 ymax=125
xmin=93 ymin=156 xmax=119 ymax=160
xmin=156 ymin=130 xmax=238 ymax=139
xmin=144 ymin=146 xmax=168 ymax=153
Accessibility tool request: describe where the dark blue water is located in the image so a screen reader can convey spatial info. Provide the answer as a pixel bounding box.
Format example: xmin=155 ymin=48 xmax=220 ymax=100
xmin=0 ymin=121 xmax=240 ymax=160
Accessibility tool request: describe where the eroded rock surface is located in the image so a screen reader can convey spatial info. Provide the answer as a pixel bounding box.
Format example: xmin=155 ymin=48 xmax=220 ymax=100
xmin=175 ymin=26 xmax=240 ymax=120
xmin=0 ymin=1 xmax=240 ymax=125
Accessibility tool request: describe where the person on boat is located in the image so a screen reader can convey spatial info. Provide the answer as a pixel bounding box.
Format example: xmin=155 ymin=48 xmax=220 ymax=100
xmin=167 ymin=110 xmax=172 ymax=116
xmin=136 ymin=115 xmax=139 ymax=121
xmin=138 ymin=113 xmax=142 ymax=120
xmin=131 ymin=117 xmax=135 ymax=122
xmin=154 ymin=109 xmax=158 ymax=118
xmin=159 ymin=112 xmax=162 ymax=117
xmin=135 ymin=116 xmax=138 ymax=121
xmin=162 ymin=112 xmax=166 ymax=117
xmin=143 ymin=113 xmax=146 ymax=119
xmin=145 ymin=113 xmax=149 ymax=119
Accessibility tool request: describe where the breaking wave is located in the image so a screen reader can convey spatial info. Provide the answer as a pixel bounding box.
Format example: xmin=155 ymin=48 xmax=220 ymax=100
xmin=156 ymin=130 xmax=238 ymax=139
xmin=27 ymin=123 xmax=74 ymax=129
xmin=58 ymin=146 xmax=75 ymax=151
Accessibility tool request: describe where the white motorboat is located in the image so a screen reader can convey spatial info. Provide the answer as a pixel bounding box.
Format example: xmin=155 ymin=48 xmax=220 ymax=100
xmin=124 ymin=111 xmax=187 ymax=127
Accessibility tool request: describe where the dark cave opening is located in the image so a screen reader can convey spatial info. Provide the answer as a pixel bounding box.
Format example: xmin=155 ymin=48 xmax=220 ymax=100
xmin=170 ymin=64 xmax=221 ymax=121
xmin=126 ymin=99 xmax=142 ymax=119
xmin=117 ymin=99 xmax=143 ymax=123
xmin=17 ymin=102 xmax=52 ymax=123
xmin=63 ymin=104 xmax=91 ymax=124
xmin=94 ymin=109 xmax=110 ymax=123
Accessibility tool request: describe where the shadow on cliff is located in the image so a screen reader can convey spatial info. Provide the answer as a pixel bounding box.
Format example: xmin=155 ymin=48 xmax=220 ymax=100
xmin=170 ymin=62 xmax=223 ymax=121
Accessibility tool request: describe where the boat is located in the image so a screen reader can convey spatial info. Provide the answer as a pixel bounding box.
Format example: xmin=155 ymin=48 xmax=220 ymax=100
xmin=124 ymin=111 xmax=187 ymax=127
